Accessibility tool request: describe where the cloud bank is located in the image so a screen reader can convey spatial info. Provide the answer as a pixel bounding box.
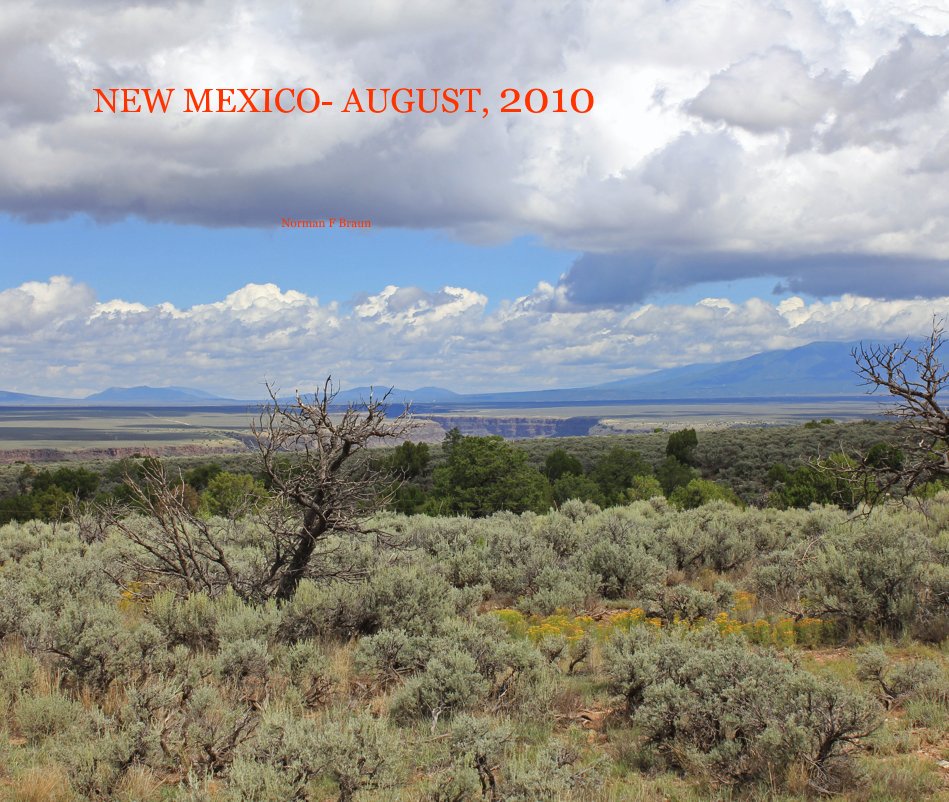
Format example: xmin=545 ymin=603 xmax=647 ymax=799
xmin=2 ymin=277 xmax=944 ymax=397
xmin=2 ymin=1 xmax=949 ymax=301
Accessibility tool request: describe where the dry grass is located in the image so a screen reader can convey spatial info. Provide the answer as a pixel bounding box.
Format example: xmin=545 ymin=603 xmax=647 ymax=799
xmin=3 ymin=766 xmax=74 ymax=802
xmin=112 ymin=767 xmax=165 ymax=802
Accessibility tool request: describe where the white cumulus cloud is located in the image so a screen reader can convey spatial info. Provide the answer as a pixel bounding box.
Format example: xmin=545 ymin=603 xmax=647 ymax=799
xmin=0 ymin=277 xmax=945 ymax=397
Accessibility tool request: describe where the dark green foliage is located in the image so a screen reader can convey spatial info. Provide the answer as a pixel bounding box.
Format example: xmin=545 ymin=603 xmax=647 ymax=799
xmin=655 ymin=455 xmax=695 ymax=496
xmin=518 ymin=419 xmax=898 ymax=504
xmin=32 ymin=467 xmax=100 ymax=499
xmin=431 ymin=434 xmax=551 ymax=516
xmin=200 ymin=472 xmax=268 ymax=518
xmin=550 ymin=472 xmax=605 ymax=507
xmin=0 ymin=466 xmax=100 ymax=524
xmin=0 ymin=420 xmax=907 ymax=522
xmin=184 ymin=462 xmax=223 ymax=492
xmin=865 ymin=442 xmax=904 ymax=471
xmin=388 ymin=481 xmax=430 ymax=515
xmin=385 ymin=441 xmax=433 ymax=514
xmin=665 ymin=428 xmax=698 ymax=465
xmin=543 ymin=448 xmax=583 ymax=481
xmin=768 ymin=452 xmax=870 ymax=510
xmin=589 ymin=446 xmax=652 ymax=504
xmin=669 ymin=477 xmax=741 ymax=510
xmin=387 ymin=440 xmax=431 ymax=479
xmin=0 ymin=485 xmax=71 ymax=524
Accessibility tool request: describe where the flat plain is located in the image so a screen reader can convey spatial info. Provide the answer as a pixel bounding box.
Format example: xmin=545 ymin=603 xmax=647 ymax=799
xmin=0 ymin=398 xmax=888 ymax=458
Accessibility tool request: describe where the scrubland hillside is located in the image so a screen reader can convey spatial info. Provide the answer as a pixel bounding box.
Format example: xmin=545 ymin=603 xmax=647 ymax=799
xmin=0 ymin=489 xmax=946 ymax=800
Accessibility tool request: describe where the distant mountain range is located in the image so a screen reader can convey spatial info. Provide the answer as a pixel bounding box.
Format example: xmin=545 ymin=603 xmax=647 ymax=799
xmin=0 ymin=340 xmax=902 ymax=407
xmin=0 ymin=390 xmax=66 ymax=404
xmin=331 ymin=386 xmax=462 ymax=405
xmin=461 ymin=340 xmax=875 ymax=403
xmin=85 ymin=386 xmax=234 ymax=403
xmin=0 ymin=385 xmax=235 ymax=406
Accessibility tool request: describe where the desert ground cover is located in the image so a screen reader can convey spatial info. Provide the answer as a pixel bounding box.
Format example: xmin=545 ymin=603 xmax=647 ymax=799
xmin=0 ymin=398 xmax=884 ymax=460
xmin=0 ymin=485 xmax=946 ymax=800
xmin=0 ymin=382 xmax=945 ymax=801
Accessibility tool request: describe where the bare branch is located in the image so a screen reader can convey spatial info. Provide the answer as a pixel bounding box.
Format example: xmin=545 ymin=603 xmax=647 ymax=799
xmin=101 ymin=376 xmax=418 ymax=602
xmin=847 ymin=317 xmax=949 ymax=503
xmin=251 ymin=376 xmax=417 ymax=600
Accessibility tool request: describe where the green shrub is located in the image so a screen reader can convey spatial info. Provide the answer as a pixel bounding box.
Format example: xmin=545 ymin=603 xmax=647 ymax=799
xmin=370 ymin=564 xmax=459 ymax=635
xmin=215 ymin=638 xmax=270 ymax=685
xmin=226 ymin=759 xmax=305 ymax=802
xmin=200 ymin=472 xmax=267 ymax=518
xmin=355 ymin=628 xmax=427 ymax=682
xmin=669 ymin=478 xmax=741 ymax=510
xmin=149 ymin=591 xmax=218 ymax=650
xmin=391 ymin=648 xmax=488 ymax=723
xmin=855 ymin=646 xmax=945 ymax=708
xmin=605 ymin=628 xmax=880 ymax=790
xmin=905 ymin=697 xmax=949 ymax=730
xmin=753 ymin=510 xmax=946 ymax=635
xmin=0 ymin=649 xmax=38 ymax=710
xmin=584 ymin=540 xmax=665 ymax=600
xmin=435 ymin=715 xmax=510 ymax=799
xmin=655 ymin=585 xmax=718 ymax=623
xmin=431 ymin=435 xmax=552 ymax=516
xmin=666 ymin=429 xmax=698 ymax=465
xmin=318 ymin=709 xmax=401 ymax=801
xmin=32 ymin=598 xmax=129 ymax=688
xmin=551 ymin=473 xmax=606 ymax=507
xmin=14 ymin=692 xmax=83 ymax=743
xmin=230 ymin=707 xmax=322 ymax=800
xmin=278 ymin=579 xmax=375 ymax=641
xmin=278 ymin=640 xmax=334 ymax=708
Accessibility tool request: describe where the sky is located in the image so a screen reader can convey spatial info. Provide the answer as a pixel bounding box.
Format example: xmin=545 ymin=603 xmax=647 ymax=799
xmin=1 ymin=0 xmax=948 ymax=397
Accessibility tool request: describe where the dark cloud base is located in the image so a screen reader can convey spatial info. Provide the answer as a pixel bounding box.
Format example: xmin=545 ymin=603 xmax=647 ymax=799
xmin=559 ymin=251 xmax=949 ymax=306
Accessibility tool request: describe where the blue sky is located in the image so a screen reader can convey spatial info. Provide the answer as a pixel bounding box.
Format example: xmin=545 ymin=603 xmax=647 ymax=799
xmin=0 ymin=215 xmax=576 ymax=309
xmin=1 ymin=214 xmax=791 ymax=311
xmin=1 ymin=1 xmax=948 ymax=396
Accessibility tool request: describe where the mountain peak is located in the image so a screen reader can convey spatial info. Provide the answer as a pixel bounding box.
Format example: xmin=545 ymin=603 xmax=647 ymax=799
xmin=84 ymin=386 xmax=229 ymax=403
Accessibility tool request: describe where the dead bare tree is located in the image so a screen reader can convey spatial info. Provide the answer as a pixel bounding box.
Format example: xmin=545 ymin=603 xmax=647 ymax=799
xmin=104 ymin=459 xmax=244 ymax=598
xmin=849 ymin=317 xmax=949 ymax=500
xmin=252 ymin=377 xmax=416 ymax=601
xmin=104 ymin=378 xmax=415 ymax=602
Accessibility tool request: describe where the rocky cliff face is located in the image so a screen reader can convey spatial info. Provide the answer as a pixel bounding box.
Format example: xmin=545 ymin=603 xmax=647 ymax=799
xmin=0 ymin=416 xmax=602 ymax=464
xmin=0 ymin=443 xmax=245 ymax=464
xmin=418 ymin=416 xmax=599 ymax=439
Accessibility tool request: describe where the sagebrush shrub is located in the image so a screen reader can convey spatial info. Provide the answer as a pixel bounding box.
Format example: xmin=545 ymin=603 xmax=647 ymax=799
xmin=14 ymin=692 xmax=82 ymax=743
xmin=855 ymin=646 xmax=946 ymax=708
xmin=605 ymin=627 xmax=880 ymax=789
xmin=230 ymin=706 xmax=322 ymax=800
xmin=391 ymin=647 xmax=488 ymax=723
xmin=278 ymin=579 xmax=375 ymax=642
xmin=319 ymin=709 xmax=401 ymax=801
